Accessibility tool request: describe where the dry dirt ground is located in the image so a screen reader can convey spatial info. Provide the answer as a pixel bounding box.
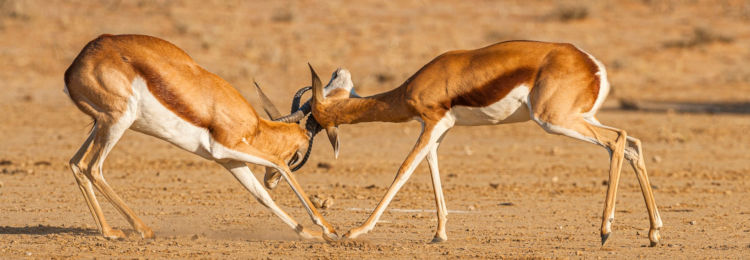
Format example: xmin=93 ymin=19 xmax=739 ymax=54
xmin=1 ymin=0 xmax=750 ymax=258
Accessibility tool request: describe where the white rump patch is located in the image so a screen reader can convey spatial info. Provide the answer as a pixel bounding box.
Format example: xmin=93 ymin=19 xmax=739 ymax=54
xmin=453 ymin=85 xmax=531 ymax=126
xmin=576 ymin=47 xmax=610 ymax=118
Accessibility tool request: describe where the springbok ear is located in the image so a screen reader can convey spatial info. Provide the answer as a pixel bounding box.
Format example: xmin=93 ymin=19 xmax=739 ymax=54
xmin=309 ymin=63 xmax=324 ymax=104
xmin=325 ymin=126 xmax=340 ymax=159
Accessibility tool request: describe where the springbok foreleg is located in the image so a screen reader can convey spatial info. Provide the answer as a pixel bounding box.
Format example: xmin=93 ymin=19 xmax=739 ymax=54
xmin=221 ymin=161 xmax=324 ymax=240
xmin=345 ymin=115 xmax=454 ymax=239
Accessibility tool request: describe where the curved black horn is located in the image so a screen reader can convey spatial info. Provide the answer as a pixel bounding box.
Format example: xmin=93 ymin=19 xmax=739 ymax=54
xmin=291 ymin=86 xmax=312 ymax=112
xmin=273 ymin=110 xmax=306 ymax=123
xmin=290 ymin=117 xmax=322 ymax=171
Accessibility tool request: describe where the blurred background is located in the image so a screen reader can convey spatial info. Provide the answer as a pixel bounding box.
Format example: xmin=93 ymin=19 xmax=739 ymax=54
xmin=0 ymin=0 xmax=748 ymax=258
xmin=2 ymin=0 xmax=749 ymax=107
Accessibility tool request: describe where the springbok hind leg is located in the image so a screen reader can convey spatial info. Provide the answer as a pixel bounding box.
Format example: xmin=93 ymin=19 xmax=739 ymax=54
xmin=624 ymin=136 xmax=662 ymax=246
xmin=69 ymin=124 xmax=125 ymax=239
xmin=532 ymin=116 xmax=627 ymax=246
xmin=589 ymin=124 xmax=628 ymax=246
xmin=85 ymin=122 xmax=154 ymax=239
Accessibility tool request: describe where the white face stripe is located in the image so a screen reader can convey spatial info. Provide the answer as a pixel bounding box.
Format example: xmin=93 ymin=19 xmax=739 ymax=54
xmin=452 ymin=85 xmax=531 ymax=126
xmin=324 ymin=68 xmax=357 ymax=97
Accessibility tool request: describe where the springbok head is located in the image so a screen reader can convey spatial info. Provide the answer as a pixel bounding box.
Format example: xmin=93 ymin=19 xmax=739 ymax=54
xmin=254 ymin=81 xmax=317 ymax=171
xmin=255 ymin=66 xmax=354 ymax=189
xmin=307 ymin=65 xmax=357 ymax=159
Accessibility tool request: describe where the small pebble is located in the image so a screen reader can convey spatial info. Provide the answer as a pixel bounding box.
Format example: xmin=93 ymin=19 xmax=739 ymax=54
xmin=316 ymin=162 xmax=332 ymax=170
xmin=652 ymin=155 xmax=662 ymax=163
xmin=463 ymin=145 xmax=473 ymax=156
xmin=322 ymin=198 xmax=334 ymax=209
xmin=689 ymin=220 xmax=696 ymax=225
xmin=550 ymin=146 xmax=562 ymax=156
xmin=34 ymin=161 xmax=51 ymax=166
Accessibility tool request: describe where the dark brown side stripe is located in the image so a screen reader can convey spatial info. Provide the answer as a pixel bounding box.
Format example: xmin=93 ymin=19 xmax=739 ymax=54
xmin=131 ymin=62 xmax=211 ymax=129
xmin=451 ymin=67 xmax=535 ymax=108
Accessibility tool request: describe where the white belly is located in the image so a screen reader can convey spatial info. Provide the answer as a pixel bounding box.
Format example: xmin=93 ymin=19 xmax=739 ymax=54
xmin=452 ymin=85 xmax=531 ymax=126
xmin=128 ymin=77 xmax=214 ymax=159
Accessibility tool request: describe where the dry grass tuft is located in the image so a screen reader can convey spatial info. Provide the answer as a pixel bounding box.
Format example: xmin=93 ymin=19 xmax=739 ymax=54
xmin=545 ymin=5 xmax=589 ymax=22
xmin=662 ymin=27 xmax=734 ymax=48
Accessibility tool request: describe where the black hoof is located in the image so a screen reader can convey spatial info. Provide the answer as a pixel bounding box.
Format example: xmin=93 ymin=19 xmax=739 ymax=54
xmin=430 ymin=236 xmax=447 ymax=243
xmin=601 ymin=233 xmax=610 ymax=246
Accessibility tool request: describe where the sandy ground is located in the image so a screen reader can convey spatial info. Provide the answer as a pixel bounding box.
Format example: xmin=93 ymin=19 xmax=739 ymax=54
xmin=1 ymin=0 xmax=749 ymax=258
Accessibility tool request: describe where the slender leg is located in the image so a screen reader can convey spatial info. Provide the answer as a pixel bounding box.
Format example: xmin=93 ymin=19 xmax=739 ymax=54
xmin=345 ymin=115 xmax=454 ymax=239
xmin=271 ymin=164 xmax=338 ymax=240
xmin=427 ymin=145 xmax=448 ymax=242
xmin=219 ymin=143 xmax=338 ymax=240
xmin=85 ymin=122 xmax=154 ymax=239
xmin=220 ymin=161 xmax=323 ymax=240
xmin=625 ymin=136 xmax=662 ymax=246
xmin=594 ymin=126 xmax=627 ymax=246
xmin=531 ymin=116 xmax=627 ymax=246
xmin=70 ymin=124 xmax=125 ymax=239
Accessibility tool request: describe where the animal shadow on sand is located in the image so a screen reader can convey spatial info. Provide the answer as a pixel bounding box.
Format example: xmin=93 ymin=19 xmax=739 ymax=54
xmin=615 ymin=99 xmax=750 ymax=114
xmin=0 ymin=225 xmax=97 ymax=236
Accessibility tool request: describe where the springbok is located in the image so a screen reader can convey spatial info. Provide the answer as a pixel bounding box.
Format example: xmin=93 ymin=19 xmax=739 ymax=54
xmin=63 ymin=34 xmax=337 ymax=240
xmin=302 ymin=41 xmax=662 ymax=246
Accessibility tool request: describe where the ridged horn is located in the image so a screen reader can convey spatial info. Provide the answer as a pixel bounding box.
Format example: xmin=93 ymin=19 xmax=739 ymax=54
xmin=254 ymin=81 xmax=282 ymax=120
xmin=291 ymin=86 xmax=312 ymax=113
xmin=274 ymin=110 xmax=306 ymax=123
